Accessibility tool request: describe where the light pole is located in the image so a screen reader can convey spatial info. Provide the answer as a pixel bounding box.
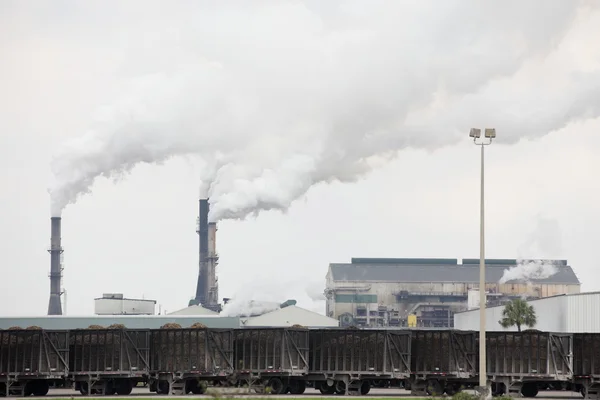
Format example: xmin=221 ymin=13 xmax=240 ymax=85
xmin=469 ymin=127 xmax=495 ymax=397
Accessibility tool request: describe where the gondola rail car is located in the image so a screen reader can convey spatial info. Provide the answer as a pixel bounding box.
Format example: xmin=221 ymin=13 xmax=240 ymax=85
xmin=148 ymin=328 xmax=234 ymax=395
xmin=307 ymin=328 xmax=411 ymax=396
xmin=572 ymin=333 xmax=600 ymax=398
xmin=1 ymin=326 xmax=597 ymax=398
xmin=68 ymin=328 xmax=150 ymax=396
xmin=231 ymin=327 xmax=309 ymax=395
xmin=479 ymin=331 xmax=573 ymax=398
xmin=407 ymin=329 xmax=478 ymax=396
xmin=0 ymin=329 xmax=69 ymax=397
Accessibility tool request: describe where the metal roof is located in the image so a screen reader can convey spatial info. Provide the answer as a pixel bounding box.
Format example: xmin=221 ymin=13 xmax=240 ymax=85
xmin=330 ymin=258 xmax=580 ymax=285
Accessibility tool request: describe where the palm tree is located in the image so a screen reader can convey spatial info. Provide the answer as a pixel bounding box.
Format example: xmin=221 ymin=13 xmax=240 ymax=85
xmin=498 ymin=298 xmax=537 ymax=332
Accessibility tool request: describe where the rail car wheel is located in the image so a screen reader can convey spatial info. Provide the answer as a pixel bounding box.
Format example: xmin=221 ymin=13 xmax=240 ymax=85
xmin=78 ymin=382 xmax=89 ymax=395
xmin=360 ymin=381 xmax=371 ymax=395
xmin=426 ymin=380 xmax=443 ymax=396
xmin=335 ymin=381 xmax=347 ymax=395
xmin=267 ymin=378 xmax=285 ymax=395
xmin=187 ymin=380 xmax=206 ymax=395
xmin=521 ymin=383 xmax=539 ymax=398
xmin=115 ymin=379 xmax=133 ymax=395
xmin=492 ymin=382 xmax=506 ymax=396
xmin=0 ymin=383 xmax=5 ymax=397
xmin=444 ymin=383 xmax=460 ymax=396
xmin=318 ymin=382 xmax=335 ymax=395
xmin=156 ymin=381 xmax=170 ymax=395
xmin=288 ymin=380 xmax=306 ymax=395
xmin=33 ymin=381 xmax=50 ymax=396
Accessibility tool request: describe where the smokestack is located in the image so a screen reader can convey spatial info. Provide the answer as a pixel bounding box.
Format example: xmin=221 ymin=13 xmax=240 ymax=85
xmin=207 ymin=221 xmax=219 ymax=308
xmin=47 ymin=217 xmax=63 ymax=315
xmin=194 ymin=199 xmax=209 ymax=305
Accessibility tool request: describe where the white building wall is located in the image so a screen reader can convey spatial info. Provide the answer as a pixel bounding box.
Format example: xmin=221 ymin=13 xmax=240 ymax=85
xmin=454 ymin=293 xmax=600 ymax=333
xmin=565 ymin=292 xmax=600 ymax=332
xmin=94 ymin=298 xmax=155 ymax=315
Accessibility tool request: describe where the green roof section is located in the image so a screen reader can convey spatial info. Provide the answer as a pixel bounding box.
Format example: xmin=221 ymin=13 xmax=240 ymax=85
xmin=462 ymin=258 xmax=568 ymax=266
xmin=351 ymin=258 xmax=458 ymax=265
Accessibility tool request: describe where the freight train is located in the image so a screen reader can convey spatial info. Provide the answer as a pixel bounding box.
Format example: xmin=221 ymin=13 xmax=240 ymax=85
xmin=0 ymin=327 xmax=598 ymax=398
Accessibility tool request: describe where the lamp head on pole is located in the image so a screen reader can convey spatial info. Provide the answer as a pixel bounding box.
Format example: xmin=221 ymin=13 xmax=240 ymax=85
xmin=484 ymin=128 xmax=496 ymax=139
xmin=469 ymin=128 xmax=481 ymax=138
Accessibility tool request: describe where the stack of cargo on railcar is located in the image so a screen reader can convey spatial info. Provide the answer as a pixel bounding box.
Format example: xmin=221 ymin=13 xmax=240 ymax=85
xmin=69 ymin=328 xmax=150 ymax=396
xmin=308 ymin=328 xmax=411 ymax=395
xmin=408 ymin=329 xmax=478 ymax=396
xmin=482 ymin=331 xmax=573 ymax=398
xmin=148 ymin=327 xmax=234 ymax=395
xmin=232 ymin=327 xmax=309 ymax=395
xmin=572 ymin=333 xmax=600 ymax=398
xmin=0 ymin=328 xmax=69 ymax=397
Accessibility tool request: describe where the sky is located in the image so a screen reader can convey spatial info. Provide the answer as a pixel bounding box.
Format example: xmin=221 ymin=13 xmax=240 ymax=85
xmin=1 ymin=0 xmax=599 ymax=316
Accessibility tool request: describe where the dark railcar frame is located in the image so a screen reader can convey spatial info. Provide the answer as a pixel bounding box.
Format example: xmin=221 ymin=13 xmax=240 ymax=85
xmin=148 ymin=328 xmax=234 ymax=395
xmin=308 ymin=328 xmax=411 ymax=379
xmin=0 ymin=329 xmax=69 ymax=396
xmin=483 ymin=331 xmax=572 ymax=379
xmin=572 ymin=333 xmax=600 ymax=398
xmin=405 ymin=329 xmax=478 ymax=396
xmin=68 ymin=329 xmax=150 ymax=396
xmin=480 ymin=331 xmax=573 ymax=398
xmin=411 ymin=330 xmax=477 ymax=379
xmin=233 ymin=327 xmax=309 ymax=377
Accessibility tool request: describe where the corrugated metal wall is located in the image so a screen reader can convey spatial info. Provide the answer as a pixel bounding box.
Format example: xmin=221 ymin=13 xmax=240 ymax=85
xmin=565 ymin=293 xmax=600 ymax=332
xmin=454 ymin=293 xmax=600 ymax=333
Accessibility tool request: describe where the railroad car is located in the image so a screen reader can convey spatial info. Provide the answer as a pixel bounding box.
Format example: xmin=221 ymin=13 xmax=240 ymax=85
xmin=0 ymin=327 xmax=596 ymax=397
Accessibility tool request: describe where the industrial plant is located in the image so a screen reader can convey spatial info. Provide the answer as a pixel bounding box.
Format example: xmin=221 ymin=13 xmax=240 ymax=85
xmin=325 ymin=257 xmax=580 ymax=328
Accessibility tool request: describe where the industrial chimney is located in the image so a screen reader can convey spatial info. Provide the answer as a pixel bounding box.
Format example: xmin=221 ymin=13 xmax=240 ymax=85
xmin=47 ymin=217 xmax=63 ymax=315
xmin=192 ymin=199 xmax=221 ymax=312
xmin=194 ymin=199 xmax=209 ymax=306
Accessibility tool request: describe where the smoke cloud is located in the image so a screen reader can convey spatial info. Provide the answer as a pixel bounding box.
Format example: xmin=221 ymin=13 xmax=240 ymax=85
xmin=46 ymin=1 xmax=598 ymax=221
xmin=499 ymin=259 xmax=561 ymax=284
xmin=499 ymin=215 xmax=564 ymax=283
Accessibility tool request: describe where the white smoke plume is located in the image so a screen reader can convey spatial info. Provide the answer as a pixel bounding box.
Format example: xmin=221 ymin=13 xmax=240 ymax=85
xmin=46 ymin=1 xmax=600 ymax=221
xmin=498 ymin=259 xmax=561 ymax=284
xmin=499 ymin=215 xmax=564 ymax=284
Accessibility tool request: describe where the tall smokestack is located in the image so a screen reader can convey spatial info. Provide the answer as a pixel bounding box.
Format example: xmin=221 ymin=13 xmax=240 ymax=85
xmin=48 ymin=217 xmax=63 ymax=315
xmin=194 ymin=199 xmax=209 ymax=305
xmin=207 ymin=222 xmax=219 ymax=308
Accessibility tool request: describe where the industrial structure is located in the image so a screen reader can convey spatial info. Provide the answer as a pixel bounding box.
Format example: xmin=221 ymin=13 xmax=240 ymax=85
xmin=454 ymin=291 xmax=600 ymax=332
xmin=325 ymin=257 xmax=580 ymax=328
xmin=190 ymin=198 xmax=221 ymax=312
xmin=47 ymin=217 xmax=64 ymax=315
xmin=94 ymin=293 xmax=157 ymax=315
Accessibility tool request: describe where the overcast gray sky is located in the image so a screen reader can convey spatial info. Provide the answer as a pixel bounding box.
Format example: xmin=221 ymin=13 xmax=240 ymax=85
xmin=1 ymin=0 xmax=599 ymax=316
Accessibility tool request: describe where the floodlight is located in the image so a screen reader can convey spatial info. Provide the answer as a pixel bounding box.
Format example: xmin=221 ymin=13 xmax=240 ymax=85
xmin=469 ymin=128 xmax=481 ymax=138
xmin=484 ymin=128 xmax=496 ymax=139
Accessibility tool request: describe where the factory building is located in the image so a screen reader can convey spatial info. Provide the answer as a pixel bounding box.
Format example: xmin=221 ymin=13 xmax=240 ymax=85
xmin=325 ymin=257 xmax=580 ymax=328
xmin=454 ymin=291 xmax=600 ymax=333
xmin=241 ymin=305 xmax=339 ymax=328
xmin=94 ymin=293 xmax=156 ymax=315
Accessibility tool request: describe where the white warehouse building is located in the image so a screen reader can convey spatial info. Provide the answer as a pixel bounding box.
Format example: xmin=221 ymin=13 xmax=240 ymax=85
xmin=454 ymin=291 xmax=600 ymax=332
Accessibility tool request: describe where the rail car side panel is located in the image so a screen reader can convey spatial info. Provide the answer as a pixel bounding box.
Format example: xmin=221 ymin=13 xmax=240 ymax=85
xmin=308 ymin=329 xmax=411 ymax=378
xmin=483 ymin=332 xmax=573 ymax=380
xmin=233 ymin=328 xmax=309 ymax=376
xmin=573 ymin=333 xmax=600 ymax=378
xmin=411 ymin=330 xmax=477 ymax=378
xmin=0 ymin=330 xmax=69 ymax=377
xmin=149 ymin=328 xmax=233 ymax=376
xmin=68 ymin=329 xmax=149 ymax=376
